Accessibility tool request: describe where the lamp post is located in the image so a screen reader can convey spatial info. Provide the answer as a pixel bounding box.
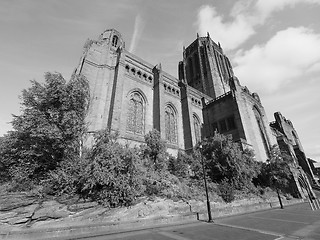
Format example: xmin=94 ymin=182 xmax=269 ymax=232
xmin=272 ymin=176 xmax=284 ymax=209
xmin=199 ymin=144 xmax=213 ymax=222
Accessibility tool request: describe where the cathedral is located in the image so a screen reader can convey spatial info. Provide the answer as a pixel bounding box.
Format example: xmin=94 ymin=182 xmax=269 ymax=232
xmin=74 ymin=29 xmax=317 ymax=197
xmin=75 ymin=28 xmax=276 ymax=161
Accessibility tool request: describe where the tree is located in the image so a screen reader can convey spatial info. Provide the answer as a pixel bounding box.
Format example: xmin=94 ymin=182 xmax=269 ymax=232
xmin=1 ymin=72 xmax=90 ymax=184
xmin=0 ymin=136 xmax=10 ymax=183
xmin=168 ymin=151 xmax=193 ymax=178
xmin=79 ymin=130 xmax=144 ymax=206
xmin=197 ymin=133 xmax=259 ymax=189
xmin=261 ymin=145 xmax=294 ymax=208
xmin=262 ymin=145 xmax=293 ymax=190
xmin=143 ymin=129 xmax=168 ymax=171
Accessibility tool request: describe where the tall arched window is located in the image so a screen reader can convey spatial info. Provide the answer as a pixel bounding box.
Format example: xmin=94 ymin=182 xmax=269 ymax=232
xmin=127 ymin=92 xmax=144 ymax=134
xmin=112 ymin=35 xmax=118 ymax=47
xmin=193 ymin=114 xmax=201 ymax=144
xmin=165 ymin=105 xmax=177 ymax=144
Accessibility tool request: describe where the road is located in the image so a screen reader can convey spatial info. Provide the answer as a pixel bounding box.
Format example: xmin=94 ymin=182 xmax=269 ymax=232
xmin=62 ymin=202 xmax=320 ymax=240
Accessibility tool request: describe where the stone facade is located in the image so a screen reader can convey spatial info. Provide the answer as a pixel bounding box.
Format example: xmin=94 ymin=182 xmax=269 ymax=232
xmin=73 ymin=28 xmax=317 ymax=199
xmin=73 ymin=29 xmax=279 ymax=162
xmin=201 ymin=77 xmax=277 ymax=162
xmin=270 ymin=112 xmax=318 ymax=197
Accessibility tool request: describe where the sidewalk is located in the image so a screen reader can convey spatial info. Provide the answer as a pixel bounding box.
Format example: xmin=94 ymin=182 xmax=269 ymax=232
xmin=0 ymin=198 xmax=304 ymax=240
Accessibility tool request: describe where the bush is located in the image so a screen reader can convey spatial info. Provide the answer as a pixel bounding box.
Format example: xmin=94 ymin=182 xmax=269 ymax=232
xmin=44 ymin=130 xmax=145 ymax=207
xmin=45 ymin=156 xmax=89 ymax=196
xmin=78 ymin=131 xmax=144 ymax=207
xmin=7 ymin=166 xmax=36 ymax=191
xmin=197 ymin=133 xmax=259 ymax=190
xmin=143 ymin=129 xmax=168 ymax=172
xmin=218 ymin=179 xmax=235 ymax=203
xmin=168 ymin=151 xmax=193 ymax=178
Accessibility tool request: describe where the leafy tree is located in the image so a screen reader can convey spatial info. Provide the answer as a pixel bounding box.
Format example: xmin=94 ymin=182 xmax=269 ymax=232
xmin=79 ymin=130 xmax=144 ymax=206
xmin=0 ymin=136 xmax=10 ymax=183
xmin=143 ymin=129 xmax=168 ymax=171
xmin=197 ymin=133 xmax=259 ymax=189
xmin=261 ymin=145 xmax=293 ymax=190
xmin=257 ymin=145 xmax=294 ymax=208
xmin=1 ymin=72 xmax=90 ymax=184
xmin=168 ymin=151 xmax=193 ymax=178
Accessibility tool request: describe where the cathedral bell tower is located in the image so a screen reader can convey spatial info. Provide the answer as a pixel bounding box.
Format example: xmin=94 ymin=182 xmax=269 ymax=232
xmin=179 ymin=33 xmax=234 ymax=99
xmin=75 ymin=29 xmax=125 ymax=133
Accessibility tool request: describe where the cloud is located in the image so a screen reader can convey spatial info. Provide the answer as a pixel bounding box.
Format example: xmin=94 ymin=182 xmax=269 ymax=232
xmin=196 ymin=6 xmax=255 ymax=51
xmin=255 ymin=0 xmax=320 ymax=19
xmin=129 ymin=14 xmax=145 ymax=53
xmin=233 ymin=27 xmax=320 ymax=93
xmin=196 ymin=0 xmax=320 ymax=50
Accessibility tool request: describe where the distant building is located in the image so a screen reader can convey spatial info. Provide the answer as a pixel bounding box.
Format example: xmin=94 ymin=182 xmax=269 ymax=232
xmin=74 ymin=28 xmax=316 ymax=198
xmin=270 ymin=113 xmax=319 ymax=195
xmin=308 ymin=158 xmax=320 ymax=182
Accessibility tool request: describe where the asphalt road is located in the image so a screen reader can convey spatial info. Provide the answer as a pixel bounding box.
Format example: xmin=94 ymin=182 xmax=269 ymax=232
xmin=63 ymin=202 xmax=320 ymax=240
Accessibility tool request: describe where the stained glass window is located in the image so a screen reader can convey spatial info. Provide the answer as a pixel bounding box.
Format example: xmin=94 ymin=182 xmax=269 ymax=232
xmin=165 ymin=105 xmax=177 ymax=144
xmin=193 ymin=115 xmax=201 ymax=144
xmin=126 ymin=92 xmax=144 ymax=134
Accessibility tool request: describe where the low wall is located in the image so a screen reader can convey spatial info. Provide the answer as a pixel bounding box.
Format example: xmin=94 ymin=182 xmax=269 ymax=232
xmin=0 ymin=198 xmax=304 ymax=240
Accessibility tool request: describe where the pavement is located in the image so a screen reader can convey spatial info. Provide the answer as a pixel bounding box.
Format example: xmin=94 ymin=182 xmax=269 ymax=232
xmin=2 ymin=201 xmax=320 ymax=240
xmin=59 ymin=202 xmax=320 ymax=240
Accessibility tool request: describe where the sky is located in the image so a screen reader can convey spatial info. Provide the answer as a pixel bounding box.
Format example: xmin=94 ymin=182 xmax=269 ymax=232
xmin=0 ymin=0 xmax=319 ymax=161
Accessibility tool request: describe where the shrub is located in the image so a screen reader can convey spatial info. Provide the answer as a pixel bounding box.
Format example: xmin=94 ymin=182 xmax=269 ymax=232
xmin=45 ymin=156 xmax=89 ymax=196
xmin=218 ymin=179 xmax=235 ymax=203
xmin=143 ymin=129 xmax=168 ymax=172
xmin=168 ymin=151 xmax=193 ymax=178
xmin=78 ymin=131 xmax=144 ymax=207
xmin=197 ymin=133 xmax=259 ymax=190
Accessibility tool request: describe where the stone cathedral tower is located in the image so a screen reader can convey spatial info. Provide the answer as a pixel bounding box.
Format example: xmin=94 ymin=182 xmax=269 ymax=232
xmin=75 ymin=29 xmax=125 ymax=133
xmin=179 ymin=33 xmax=234 ymax=99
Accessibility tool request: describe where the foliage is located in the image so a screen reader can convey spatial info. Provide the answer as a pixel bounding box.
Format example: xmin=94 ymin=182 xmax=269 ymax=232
xmin=143 ymin=129 xmax=168 ymax=171
xmin=77 ymin=130 xmax=144 ymax=207
xmin=44 ymin=155 xmax=89 ymax=196
xmin=189 ymin=150 xmax=203 ymax=179
xmin=1 ymin=73 xmax=90 ymax=185
xmin=257 ymin=145 xmax=293 ymax=191
xmin=197 ymin=133 xmax=259 ymax=190
xmin=0 ymin=136 xmax=11 ymax=183
xmin=218 ymin=178 xmax=235 ymax=203
xmin=143 ymin=170 xmax=178 ymax=196
xmin=168 ymin=151 xmax=193 ymax=178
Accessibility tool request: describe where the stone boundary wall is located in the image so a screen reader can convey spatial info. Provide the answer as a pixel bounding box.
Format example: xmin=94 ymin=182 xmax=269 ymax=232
xmin=0 ymin=198 xmax=304 ymax=240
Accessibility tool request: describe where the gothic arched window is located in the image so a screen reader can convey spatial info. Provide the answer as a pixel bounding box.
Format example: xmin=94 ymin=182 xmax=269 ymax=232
xmin=193 ymin=114 xmax=201 ymax=144
xmin=112 ymin=35 xmax=118 ymax=47
xmin=165 ymin=105 xmax=177 ymax=144
xmin=126 ymin=92 xmax=144 ymax=135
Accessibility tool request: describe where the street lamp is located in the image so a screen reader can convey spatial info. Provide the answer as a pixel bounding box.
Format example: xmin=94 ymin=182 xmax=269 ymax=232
xmin=272 ymin=176 xmax=284 ymax=209
xmin=199 ymin=144 xmax=213 ymax=222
